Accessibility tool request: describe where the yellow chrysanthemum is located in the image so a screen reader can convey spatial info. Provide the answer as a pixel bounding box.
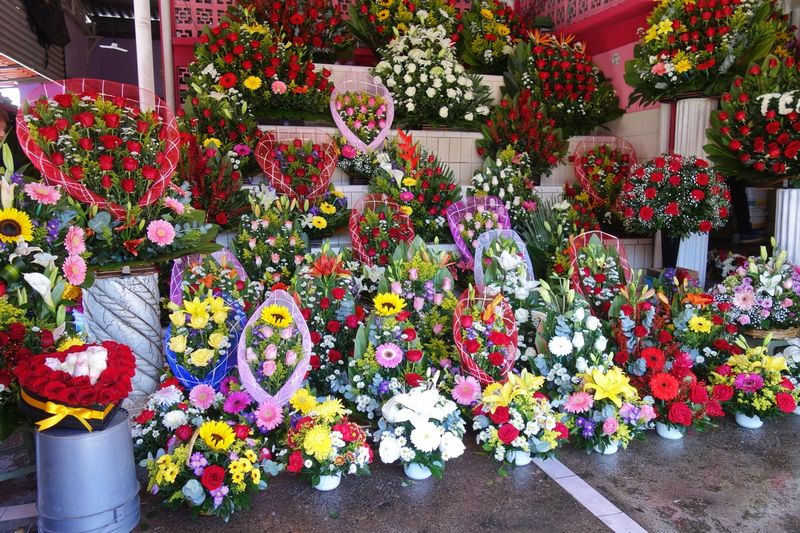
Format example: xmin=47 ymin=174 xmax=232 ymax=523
xmin=687 ymin=316 xmax=713 ymax=334
xmin=303 ymin=424 xmax=333 ymax=461
xmin=62 ymin=283 xmax=81 ymax=301
xmin=260 ymin=303 xmax=293 ymax=329
xmin=319 ymin=202 xmax=336 ymax=215
xmin=202 ymin=138 xmax=222 ymax=149
xmin=57 ymin=336 xmax=85 ymax=351
xmin=291 ymin=388 xmax=318 ymax=414
xmin=0 ymin=208 xmax=33 ymax=243
xmin=311 ymin=216 xmax=327 ymax=229
xmin=480 ymin=8 xmax=494 ymax=19
xmin=400 ymin=205 xmax=413 ymax=216
xmin=675 ymin=58 xmax=692 ymax=73
xmin=373 ymin=293 xmax=406 ymax=316
xmin=315 ymin=398 xmax=345 ymax=422
xmin=198 ymin=420 xmax=235 ymax=451
xmin=580 ymin=367 xmax=638 ymax=407
xmin=243 ymin=76 xmax=262 ymax=90
xmin=402 ymin=177 xmax=417 ymax=187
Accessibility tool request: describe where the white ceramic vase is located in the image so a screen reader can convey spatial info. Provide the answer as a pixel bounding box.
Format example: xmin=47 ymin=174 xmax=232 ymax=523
xmin=655 ymin=422 xmax=685 ymax=440
xmin=775 ymin=188 xmax=800 ymax=266
xmin=794 ymin=405 xmax=800 ymax=416
xmin=735 ymin=412 xmax=763 ymax=429
xmin=403 ymin=462 xmax=432 ymax=480
xmin=677 ymin=232 xmax=710 ymax=288
xmin=313 ymin=473 xmax=341 ymax=491
xmin=506 ymin=450 xmax=532 ymax=466
xmin=593 ymin=441 xmax=619 ymax=455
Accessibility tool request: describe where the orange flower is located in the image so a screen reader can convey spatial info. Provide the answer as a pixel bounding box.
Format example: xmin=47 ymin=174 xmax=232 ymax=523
xmin=309 ymin=253 xmax=350 ymax=278
xmin=684 ymin=292 xmax=713 ymax=307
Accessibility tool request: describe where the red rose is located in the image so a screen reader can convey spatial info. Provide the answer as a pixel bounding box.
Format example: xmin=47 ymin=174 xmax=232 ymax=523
xmin=43 ymin=381 xmax=67 ymax=400
xmin=122 ymin=157 xmax=138 ymax=171
xmin=120 ymin=178 xmax=135 ymax=193
xmin=405 ymin=373 xmax=423 ymax=387
xmin=712 ymin=384 xmax=734 ymax=402
xmin=775 ymin=392 xmax=797 ymax=414
xmin=134 ymin=409 xmax=155 ymax=424
xmin=201 ymin=465 xmax=226 ymax=490
xmin=406 ymin=349 xmax=423 ymax=363
xmin=74 ymin=112 xmax=95 ymax=127
xmin=633 ymin=325 xmax=647 ymax=338
xmin=99 ymin=135 xmax=122 ymax=149
xmin=98 ymin=154 xmax=114 ymax=170
xmin=667 ymin=402 xmax=693 ymax=427
xmin=463 ymin=338 xmax=480 ymax=354
xmin=175 ymin=424 xmax=193 ymax=441
xmin=233 ymin=424 xmax=251 ymax=439
xmin=54 ymin=118 xmax=69 ymax=131
xmin=326 ymin=320 xmax=340 ymax=334
xmin=53 ymin=94 xmax=74 ymax=107
xmin=403 ymin=328 xmax=416 ymax=341
xmin=141 ymin=166 xmax=157 ymax=180
xmin=8 ymin=323 xmax=25 ymax=341
xmin=460 ymin=316 xmax=473 ymax=329
xmin=309 ymin=355 xmax=321 ymax=370
xmin=699 ymin=221 xmax=712 ymax=232
xmin=103 ymin=114 xmax=120 ymax=128
xmin=331 ymin=287 xmax=346 ymax=300
xmin=639 ymin=206 xmax=654 ymax=221
xmin=40 ymin=329 xmax=54 ymax=349
xmin=689 ymin=384 xmax=709 ymax=404
xmin=489 ymin=406 xmax=510 ymax=424
xmin=489 ymin=331 xmax=510 ymax=346
xmin=497 ymin=423 xmax=520 ymax=444
xmin=487 ymin=351 xmax=504 ymax=366
xmin=39 ymin=126 xmax=59 ymax=142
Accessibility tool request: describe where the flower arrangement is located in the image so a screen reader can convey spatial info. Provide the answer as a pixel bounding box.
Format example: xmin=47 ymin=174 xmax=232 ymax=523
xmin=292 ymin=246 xmax=365 ymax=396
xmin=346 ymin=0 xmax=460 ymax=53
xmin=563 ymin=366 xmax=655 ymax=453
xmin=515 ymin=197 xmax=577 ymax=279
xmin=572 ymin=140 xmax=636 ymax=231
xmin=377 ymin=376 xmax=466 ymax=478
xmin=477 ymin=89 xmax=568 ymax=180
xmin=453 ymin=285 xmax=517 ymax=385
xmin=706 ymin=55 xmax=800 ymax=184
xmin=459 ymin=0 xmax=523 ymax=74
xmin=712 ymin=244 xmax=800 ymax=332
xmin=619 ymin=154 xmax=731 ymax=238
xmin=624 ymin=0 xmax=791 ymax=105
xmin=286 ymin=389 xmax=372 ymax=488
xmin=333 ymin=91 xmax=391 ymax=148
xmin=710 ymin=249 xmax=749 ymax=279
xmin=608 ymin=275 xmax=664 ymax=371
xmin=562 ymin=182 xmax=602 ymax=234
xmin=372 ymin=25 xmax=492 ymax=130
xmin=568 ymin=233 xmax=631 ymax=318
xmin=349 ymin=194 xmax=416 ymax=267
xmin=369 ymin=131 xmax=461 ymax=242
xmin=446 ymin=195 xmax=510 ymax=265
xmin=506 ymin=32 xmax=623 ymax=137
xmin=473 ymin=370 xmax=567 ymax=464
xmin=471 ymin=146 xmax=540 ymax=225
xmin=233 ymin=212 xmax=308 ymax=287
xmin=255 ymin=134 xmax=337 ymax=202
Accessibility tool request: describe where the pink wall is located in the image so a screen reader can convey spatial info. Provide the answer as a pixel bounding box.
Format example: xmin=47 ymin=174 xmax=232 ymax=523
xmin=593 ymin=42 xmax=659 ymax=113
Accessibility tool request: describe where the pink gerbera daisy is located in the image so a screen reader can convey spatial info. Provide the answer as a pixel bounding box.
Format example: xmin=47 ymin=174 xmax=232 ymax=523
xmin=62 ymin=255 xmax=87 ymax=285
xmin=24 ymin=182 xmax=61 ymax=205
xmin=146 ymin=220 xmax=175 ymax=246
xmin=564 ymin=391 xmax=594 ymax=414
xmin=164 ymin=197 xmax=185 ymax=214
xmin=452 ymin=374 xmax=481 ymax=405
xmin=223 ymin=391 xmax=252 ymax=414
xmin=375 ymin=342 xmax=404 ymax=368
xmin=189 ymin=384 xmax=216 ymax=410
xmin=255 ymin=399 xmax=284 ymax=431
xmin=734 ymin=373 xmax=764 ymax=393
xmin=64 ymin=226 xmax=86 ymax=256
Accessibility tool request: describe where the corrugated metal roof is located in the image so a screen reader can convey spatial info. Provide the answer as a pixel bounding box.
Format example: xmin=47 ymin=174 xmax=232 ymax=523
xmin=0 ymin=0 xmax=66 ymax=82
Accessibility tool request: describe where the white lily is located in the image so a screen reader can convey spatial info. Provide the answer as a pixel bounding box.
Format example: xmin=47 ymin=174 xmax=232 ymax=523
xmin=32 ymin=252 xmax=58 ymax=269
xmin=23 ymin=272 xmax=54 ymax=309
xmin=496 ymin=250 xmax=523 ymax=272
xmin=0 ymin=177 xmax=15 ymax=210
xmin=9 ymin=239 xmax=42 ymax=262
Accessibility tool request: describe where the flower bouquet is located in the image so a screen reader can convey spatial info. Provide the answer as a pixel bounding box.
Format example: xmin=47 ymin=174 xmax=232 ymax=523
xmin=607 ymin=274 xmax=664 ymax=371
xmin=330 ymin=78 xmax=394 ymax=155
xmin=372 ymin=25 xmax=492 ymax=130
xmin=562 ymin=182 xmax=602 ymax=234
xmin=709 ymin=337 xmax=799 ymax=427
xmin=255 ymin=132 xmax=337 ymax=202
xmin=473 ymin=370 xmax=567 ymax=465
xmin=237 ymin=290 xmax=311 ymax=410
xmin=471 ymin=146 xmax=540 ymax=225
xmin=453 ymin=285 xmax=517 ymax=385
xmin=233 ymin=212 xmax=308 ymax=287
xmin=169 ymin=250 xmax=260 ymax=313
xmin=292 ymin=246 xmax=365 ymax=396
xmin=505 ymin=32 xmax=623 ymax=137
xmin=349 ymin=194 xmax=416 ymax=267
xmin=369 ymin=131 xmax=461 ymax=242
xmin=286 ymin=389 xmax=372 ymax=490
xmin=515 ymin=197 xmax=577 ymax=279
xmin=459 ymin=0 xmax=522 ymax=74
xmin=563 ymin=367 xmax=655 ymax=454
xmin=568 ymin=232 xmax=632 ymax=319
xmin=376 ymin=375 xmax=466 ymax=480
xmin=446 ymin=195 xmax=510 ymax=266
xmin=14 ymin=341 xmax=135 ymax=431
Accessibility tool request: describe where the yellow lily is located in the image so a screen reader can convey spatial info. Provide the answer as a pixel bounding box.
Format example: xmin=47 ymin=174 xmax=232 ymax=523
xmin=580 ymin=367 xmax=637 ymax=407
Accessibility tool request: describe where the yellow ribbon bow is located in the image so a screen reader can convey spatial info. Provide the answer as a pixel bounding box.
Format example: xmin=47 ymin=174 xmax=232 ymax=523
xmin=21 ymin=390 xmax=114 ymax=432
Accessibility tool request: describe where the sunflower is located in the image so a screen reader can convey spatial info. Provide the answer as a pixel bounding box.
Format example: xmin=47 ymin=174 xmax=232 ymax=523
xmin=0 ymin=208 xmax=33 ymax=243
xmin=261 ymin=304 xmax=293 ymax=328
xmin=373 ymin=293 xmax=406 ymax=316
xmin=198 ymin=420 xmax=235 ymax=451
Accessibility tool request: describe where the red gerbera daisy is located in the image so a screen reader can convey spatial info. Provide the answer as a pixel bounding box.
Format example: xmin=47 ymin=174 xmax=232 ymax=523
xmin=640 ymin=347 xmax=665 ymax=372
xmin=650 ymin=372 xmax=679 ymax=401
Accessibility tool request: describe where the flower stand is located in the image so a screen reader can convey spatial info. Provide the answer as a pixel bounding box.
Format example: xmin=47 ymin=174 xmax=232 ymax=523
xmin=677 ymin=232 xmax=710 ymax=287
xmin=313 ymin=473 xmax=342 ymax=491
xmin=82 ymin=266 xmax=163 ymax=401
xmin=404 ymin=463 xmax=433 ymax=480
xmin=655 ymin=422 xmax=685 ymax=440
xmin=36 ymin=409 xmax=140 ymax=532
xmin=735 ymin=412 xmax=763 ymax=429
xmin=775 ymin=188 xmax=800 ymax=265
xmin=593 ymin=441 xmax=619 ymax=455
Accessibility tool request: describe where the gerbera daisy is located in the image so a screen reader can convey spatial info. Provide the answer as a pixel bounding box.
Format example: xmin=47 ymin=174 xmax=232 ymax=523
xmin=189 ymin=383 xmax=216 ymax=410
xmin=255 ymin=399 xmax=284 ymax=431
xmin=24 ymin=182 xmax=61 ymax=205
xmin=548 ymin=336 xmax=573 ymax=357
xmin=373 ymin=293 xmax=406 ymax=316
xmin=564 ymin=391 xmax=594 ymax=413
xmin=375 ymin=342 xmax=404 ymax=368
xmin=452 ymin=374 xmax=481 ymax=405
xmin=640 ymin=347 xmax=665 ymax=372
xmin=0 ymin=208 xmax=33 ymax=243
xmin=733 ymin=372 xmax=764 ymax=393
xmin=146 ymin=220 xmax=175 ymax=247
xmin=311 ymin=216 xmax=327 ymax=229
xmin=223 ymin=391 xmax=252 ymax=414
xmin=62 ymin=255 xmax=87 ymax=285
xmin=260 ymin=304 xmax=293 ymax=329
xmin=64 ymin=226 xmax=86 ymax=256
xmin=164 ymin=196 xmax=185 ymax=214
xmin=649 ymin=372 xmax=680 ymax=401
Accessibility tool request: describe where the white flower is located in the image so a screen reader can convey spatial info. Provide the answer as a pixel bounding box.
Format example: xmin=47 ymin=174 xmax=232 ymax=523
xmin=548 ymin=337 xmax=573 ymax=356
xmin=406 ymin=102 xmax=415 ymax=112
xmin=439 ymin=106 xmax=449 ymax=119
xmin=476 ymin=105 xmax=490 ymax=115
xmin=594 ymin=336 xmax=608 ymax=352
xmin=426 ymin=87 xmax=436 ymax=98
xmin=585 ymin=316 xmax=601 ymax=331
xmin=162 ymin=410 xmax=188 ymax=430
xmin=405 ymin=86 xmax=416 ymax=97
xmin=410 ymin=421 xmax=443 ymax=453
xmin=439 ymin=432 xmax=465 ymax=461
xmin=575 ymin=357 xmax=588 ymax=373
xmin=574 ymin=308 xmax=586 ymax=322
xmin=23 ymin=272 xmax=54 ymax=309
xmin=465 ymin=112 xmax=474 ymax=121
xmin=497 ymin=250 xmax=523 ymax=272
xmin=515 ymin=308 xmax=530 ymax=324
xmin=572 ymin=332 xmax=585 ymax=350
xmin=151 ymin=385 xmax=183 ymax=407
xmin=379 ymin=436 xmax=401 ymax=464
xmin=514 ymin=286 xmax=530 ymax=301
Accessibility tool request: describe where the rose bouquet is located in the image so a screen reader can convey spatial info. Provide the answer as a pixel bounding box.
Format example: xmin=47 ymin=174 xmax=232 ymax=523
xmin=376 ymin=375 xmax=466 ymax=479
xmin=292 ymin=246 xmax=365 ymax=396
xmin=372 ymin=25 xmax=492 ymax=130
xmin=169 ymin=251 xmax=261 ymax=315
xmin=255 ymin=133 xmax=337 ymax=202
xmin=233 ymin=212 xmax=308 ymax=287
xmin=476 ymin=89 xmax=568 ymax=181
xmin=459 ymin=0 xmax=523 ymax=74
xmin=453 ymin=285 xmax=517 ymax=385
xmin=286 ymin=389 xmax=372 ymax=489
xmin=619 ymin=154 xmax=731 ymax=238
xmin=562 ymin=182 xmax=602 ymax=234
xmin=471 ymin=146 xmax=540 ymax=226
xmin=14 ymin=341 xmax=135 ymax=431
xmin=369 ymin=131 xmax=461 ymax=242
xmin=568 ymin=232 xmax=632 ymax=319
xmin=446 ymin=195 xmax=510 ymax=266
xmin=706 ymin=55 xmax=800 ymax=184
xmin=474 ymin=370 xmax=568 ymax=465
xmin=563 ymin=367 xmax=655 ymax=454
xmin=332 ymin=89 xmax=392 ymax=150
xmin=712 ymin=244 xmax=800 ymax=332
xmin=349 ymin=194 xmax=416 ymax=267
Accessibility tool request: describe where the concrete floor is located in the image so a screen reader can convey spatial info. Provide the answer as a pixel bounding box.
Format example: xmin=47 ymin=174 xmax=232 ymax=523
xmin=2 ymin=414 xmax=800 ymax=532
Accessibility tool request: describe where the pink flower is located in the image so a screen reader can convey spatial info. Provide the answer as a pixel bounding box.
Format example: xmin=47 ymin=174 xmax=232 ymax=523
xmin=452 ymin=374 xmax=481 ymax=405
xmin=650 ymin=62 xmax=667 ymax=76
xmin=262 ymin=360 xmax=277 ymax=377
xmin=271 ymin=80 xmax=287 ymax=94
xmin=189 ymin=384 xmax=216 ymax=410
xmin=638 ymin=404 xmax=657 ymax=422
xmin=341 ymin=144 xmax=357 ymax=159
xmin=564 ymin=391 xmax=594 ymax=413
xmin=285 ymin=349 xmax=297 ymax=366
xmin=223 ymin=391 xmax=251 ymax=414
xmin=400 ymin=191 xmax=414 ymax=202
xmin=24 ymin=182 xmax=61 ymax=205
xmin=733 ymin=288 xmax=755 ymax=311
xmin=375 ymin=342 xmax=403 ymax=368
xmin=146 ymin=220 xmax=175 ymax=246
xmin=164 ymin=197 xmax=185 ymax=214
xmin=64 ymin=226 xmax=86 ymax=256
xmin=255 ymin=399 xmax=283 ymax=431
xmin=62 ymin=255 xmax=87 ymax=285
xmin=602 ymin=417 xmax=619 ymax=436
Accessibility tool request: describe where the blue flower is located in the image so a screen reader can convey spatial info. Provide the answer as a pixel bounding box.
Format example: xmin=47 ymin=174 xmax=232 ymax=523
xmin=182 ymin=479 xmax=206 ymax=506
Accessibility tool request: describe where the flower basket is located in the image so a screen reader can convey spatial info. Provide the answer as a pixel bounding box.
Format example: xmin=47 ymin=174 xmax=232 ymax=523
xmin=16 ymin=78 xmax=180 ymax=220
xmin=19 ymin=388 xmax=120 ymax=432
xmin=168 ymin=249 xmax=247 ymax=306
xmin=744 ymin=327 xmax=800 ymax=341
xmin=572 ymin=136 xmax=637 ymax=203
xmin=348 ymin=193 xmax=415 ymax=266
xmin=329 ymin=75 xmax=394 ymax=154
xmin=567 ymin=231 xmax=633 ymax=297
xmin=236 ymin=290 xmax=311 ymax=407
xmin=473 ymin=229 xmax=534 ymax=287
xmin=453 ymin=287 xmax=518 ymax=385
xmin=446 ymin=196 xmax=511 ymax=265
xmin=254 ymin=130 xmax=337 ymax=201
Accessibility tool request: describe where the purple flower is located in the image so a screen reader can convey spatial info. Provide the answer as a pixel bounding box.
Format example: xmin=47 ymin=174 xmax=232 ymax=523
xmin=378 ymin=380 xmax=390 ymax=395
xmin=734 ymin=373 xmax=764 ymax=393
xmin=223 ymin=391 xmax=252 ymax=414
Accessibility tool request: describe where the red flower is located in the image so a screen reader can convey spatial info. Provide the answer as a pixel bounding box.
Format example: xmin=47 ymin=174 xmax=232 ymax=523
xmin=633 ymin=325 xmax=648 ymax=338
xmin=8 ymin=323 xmax=25 ymax=342
xmin=639 ymin=206 xmax=654 ymax=221
xmin=489 ymin=406 xmax=510 ymax=424
xmin=120 ymin=178 xmax=135 ymax=193
xmin=775 ymin=392 xmax=797 ymax=414
xmin=287 ymin=450 xmax=304 ymax=473
xmin=326 ymin=320 xmax=340 ymax=334
xmin=201 ymin=465 xmax=226 ymax=491
xmin=489 ymin=331 xmax=510 ymax=346
xmin=215 ymin=212 xmax=229 ymax=226
xmin=698 ymin=220 xmax=712 ymax=232
xmin=640 ymin=347 xmax=665 ymax=372
xmin=309 ymin=355 xmax=321 ymax=370
xmin=331 ymin=287 xmax=346 ymax=300
xmin=689 ymin=384 xmax=709 ymax=404
xmin=463 ymin=338 xmax=480 ymax=354
xmin=53 ymin=94 xmax=74 ymax=107
xmin=460 ymin=316 xmax=473 ymax=329
xmin=711 ymin=384 xmax=734 ymax=402
xmin=327 ymin=349 xmax=342 ymax=364
xmin=219 ymin=73 xmax=238 ymax=88
xmin=175 ymin=424 xmax=193 ymax=441
xmin=650 ymin=373 xmax=679 ymax=401
xmin=487 ymin=351 xmax=504 ymax=366
xmin=405 ymin=373 xmax=423 ymax=387
xmin=667 ymin=402 xmax=693 ymax=427
xmin=103 ymin=114 xmax=120 ymax=128
xmin=497 ymin=423 xmax=520 ymax=444
xmin=135 ymin=409 xmax=155 ymax=425
xmin=233 ymin=424 xmax=251 ymax=439
xmin=403 ymin=327 xmax=417 ymax=341
xmin=406 ymin=349 xmax=423 ymax=363
xmin=554 ymin=421 xmax=569 ymax=439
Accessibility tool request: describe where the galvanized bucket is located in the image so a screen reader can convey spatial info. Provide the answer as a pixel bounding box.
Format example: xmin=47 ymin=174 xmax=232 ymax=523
xmin=36 ymin=410 xmax=140 ymax=532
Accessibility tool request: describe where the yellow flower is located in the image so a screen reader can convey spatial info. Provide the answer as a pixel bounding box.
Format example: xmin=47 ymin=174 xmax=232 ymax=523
xmin=331 ymin=190 xmax=345 ymax=198
xmin=199 ymin=420 xmax=235 ymax=451
xmin=190 ymin=312 xmax=210 ymax=330
xmin=761 ymin=355 xmax=788 ymax=373
xmin=400 ymin=205 xmax=413 ymax=216
xmin=402 ymin=177 xmax=417 ymax=187
xmin=62 ymin=283 xmax=81 ymax=301
xmin=481 ymin=381 xmax=518 ymax=410
xmin=580 ymin=367 xmax=638 ymax=407
xmin=319 ymin=202 xmax=336 ymax=215
xmin=480 ymin=8 xmax=494 ymax=19
xmin=260 ymin=304 xmax=293 ymax=329
xmin=291 ymin=388 xmax=318 ymax=414
xmin=303 ymin=424 xmax=333 ymax=461
xmin=190 ymin=348 xmax=215 ymax=367
xmin=687 ymin=316 xmax=712 ymax=334
xmin=207 ymin=295 xmax=229 ymax=317
xmin=373 ymin=293 xmax=406 ymax=316
xmin=377 ymin=9 xmax=390 ymax=20
xmin=0 ymin=208 xmax=33 ymax=243
xmin=244 ymin=449 xmax=257 ymax=463
xmin=231 ymin=471 xmax=245 ymax=484
xmin=57 ymin=336 xmax=85 ymax=351
xmin=675 ymin=58 xmax=692 ymax=73
xmin=202 ymin=138 xmax=222 ymax=149
xmin=251 ymin=468 xmax=261 ymax=484
xmin=168 ymin=334 xmax=187 ymax=354
xmin=311 ymin=216 xmax=327 ymax=229
xmin=495 ymin=24 xmax=510 ymax=37
xmin=243 ymin=76 xmax=262 ymax=90
xmin=644 ymin=25 xmax=658 ymax=43
xmin=657 ymin=19 xmax=673 ymax=35
xmin=169 ymin=311 xmax=186 ymax=327
xmin=241 ymin=22 xmax=267 ymax=34
xmin=208 ymin=332 xmax=226 ymax=350
xmin=315 ymin=398 xmax=345 ymax=422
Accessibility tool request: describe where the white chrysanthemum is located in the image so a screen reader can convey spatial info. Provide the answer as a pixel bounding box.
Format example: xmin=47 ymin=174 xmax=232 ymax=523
xmin=162 ymin=409 xmax=188 ymax=430
xmin=379 ymin=436 xmax=401 ymax=464
xmin=548 ymin=336 xmax=573 ymax=357
xmin=410 ymin=421 xmax=443 ymax=453
xmin=439 ymin=432 xmax=465 ymax=461
xmin=151 ymin=385 xmax=183 ymax=407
